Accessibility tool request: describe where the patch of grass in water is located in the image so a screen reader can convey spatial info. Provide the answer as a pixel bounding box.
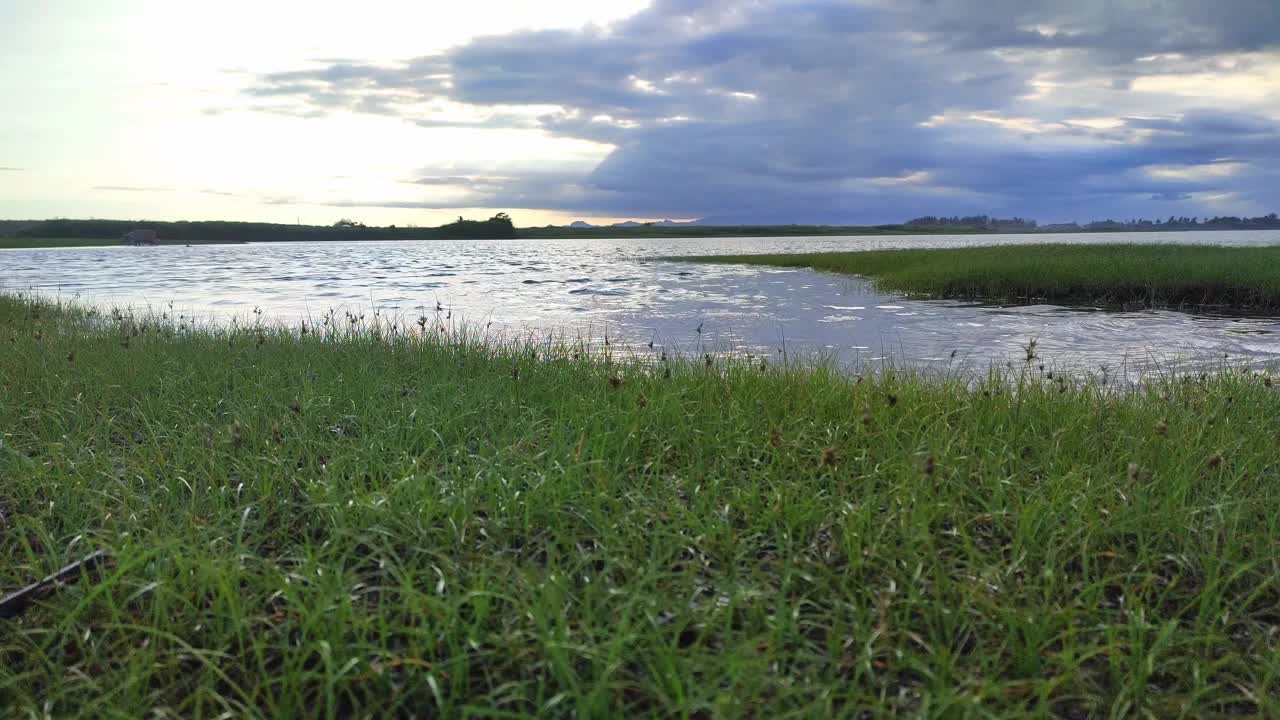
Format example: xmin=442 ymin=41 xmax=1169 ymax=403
xmin=2 ymin=292 xmax=1280 ymax=717
xmin=682 ymin=243 xmax=1280 ymax=311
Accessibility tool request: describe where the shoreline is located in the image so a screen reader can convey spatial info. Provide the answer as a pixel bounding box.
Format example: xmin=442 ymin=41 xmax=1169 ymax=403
xmin=5 ymin=225 xmax=1280 ymax=250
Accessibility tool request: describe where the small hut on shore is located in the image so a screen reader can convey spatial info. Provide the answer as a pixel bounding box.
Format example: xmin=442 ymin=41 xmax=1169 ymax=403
xmin=123 ymin=229 xmax=158 ymax=245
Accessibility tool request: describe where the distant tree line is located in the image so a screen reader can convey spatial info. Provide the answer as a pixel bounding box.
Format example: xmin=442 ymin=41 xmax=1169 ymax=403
xmin=904 ymin=213 xmax=1280 ymax=233
xmin=15 ymin=213 xmax=517 ymax=242
xmin=8 ymin=211 xmax=1280 ymax=243
xmin=1074 ymin=214 xmax=1280 ymax=231
xmin=906 ymin=215 xmax=1038 ymax=229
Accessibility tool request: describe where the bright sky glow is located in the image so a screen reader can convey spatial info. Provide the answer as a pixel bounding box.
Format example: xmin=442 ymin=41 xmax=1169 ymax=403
xmin=2 ymin=0 xmax=1279 ymax=226
xmin=0 ymin=0 xmax=648 ymax=225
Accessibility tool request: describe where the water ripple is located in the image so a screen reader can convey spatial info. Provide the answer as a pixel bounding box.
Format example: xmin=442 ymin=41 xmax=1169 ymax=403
xmin=3 ymin=231 xmax=1280 ymax=371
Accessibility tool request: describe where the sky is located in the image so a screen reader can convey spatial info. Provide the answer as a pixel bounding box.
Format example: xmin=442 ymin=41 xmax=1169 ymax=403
xmin=2 ymin=0 xmax=1279 ymax=226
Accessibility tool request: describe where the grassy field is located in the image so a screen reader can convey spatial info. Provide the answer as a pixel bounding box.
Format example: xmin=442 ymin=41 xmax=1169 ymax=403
xmin=2 ymin=293 xmax=1279 ymax=717
xmin=683 ymin=244 xmax=1280 ymax=310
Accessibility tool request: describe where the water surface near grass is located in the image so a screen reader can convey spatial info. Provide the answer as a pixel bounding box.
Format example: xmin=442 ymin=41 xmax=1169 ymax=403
xmin=6 ymin=233 xmax=1280 ymax=372
xmin=2 ymin=293 xmax=1279 ymax=717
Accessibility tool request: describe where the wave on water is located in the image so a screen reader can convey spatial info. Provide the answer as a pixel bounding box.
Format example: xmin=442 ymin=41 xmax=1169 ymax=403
xmin=569 ymin=287 xmax=628 ymax=296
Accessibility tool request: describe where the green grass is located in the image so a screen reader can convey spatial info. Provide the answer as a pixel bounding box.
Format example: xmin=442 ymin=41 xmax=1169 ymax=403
xmin=2 ymin=293 xmax=1280 ymax=718
xmin=683 ymin=244 xmax=1280 ymax=310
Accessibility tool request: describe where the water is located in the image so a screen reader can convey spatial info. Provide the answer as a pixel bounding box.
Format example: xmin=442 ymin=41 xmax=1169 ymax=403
xmin=4 ymin=231 xmax=1280 ymax=373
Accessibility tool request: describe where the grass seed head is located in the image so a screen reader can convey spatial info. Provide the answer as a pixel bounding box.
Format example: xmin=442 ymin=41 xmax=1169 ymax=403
xmin=1155 ymin=420 xmax=1168 ymax=435
xmin=230 ymin=423 xmax=245 ymax=450
xmin=289 ymin=399 xmax=303 ymax=415
xmin=1207 ymin=453 xmax=1223 ymax=469
xmin=820 ymin=447 xmax=838 ymax=467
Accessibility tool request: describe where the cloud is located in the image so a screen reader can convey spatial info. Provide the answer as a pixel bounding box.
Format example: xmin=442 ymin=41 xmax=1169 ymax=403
xmin=240 ymin=0 xmax=1280 ymax=222
xmin=92 ymin=185 xmax=175 ymax=192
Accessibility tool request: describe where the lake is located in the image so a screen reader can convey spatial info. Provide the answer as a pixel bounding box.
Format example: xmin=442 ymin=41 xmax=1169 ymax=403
xmin=4 ymin=231 xmax=1280 ymax=374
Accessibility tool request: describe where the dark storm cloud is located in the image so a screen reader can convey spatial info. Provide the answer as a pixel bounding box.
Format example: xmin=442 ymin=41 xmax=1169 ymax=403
xmin=243 ymin=0 xmax=1280 ymax=222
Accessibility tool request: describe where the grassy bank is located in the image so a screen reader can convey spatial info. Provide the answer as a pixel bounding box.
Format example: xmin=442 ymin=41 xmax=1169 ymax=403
xmin=684 ymin=244 xmax=1280 ymax=310
xmin=2 ymin=294 xmax=1279 ymax=717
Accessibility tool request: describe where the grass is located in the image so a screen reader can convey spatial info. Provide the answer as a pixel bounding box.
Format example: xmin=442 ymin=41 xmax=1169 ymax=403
xmin=2 ymin=293 xmax=1280 ymax=718
xmin=682 ymin=244 xmax=1280 ymax=311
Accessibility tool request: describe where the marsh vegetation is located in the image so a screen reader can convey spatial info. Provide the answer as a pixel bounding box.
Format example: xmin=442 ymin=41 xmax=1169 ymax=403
xmin=685 ymin=244 xmax=1280 ymax=311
